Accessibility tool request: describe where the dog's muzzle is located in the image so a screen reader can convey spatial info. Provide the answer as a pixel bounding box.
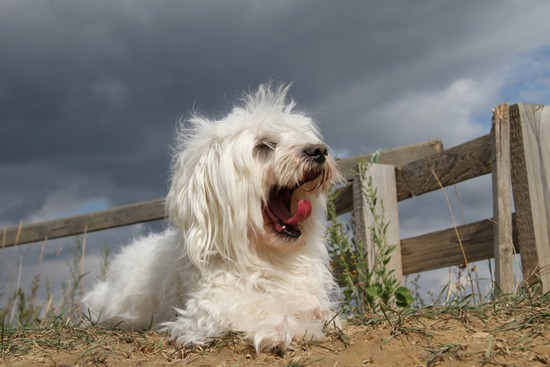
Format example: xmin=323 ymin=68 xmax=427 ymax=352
xmin=305 ymin=144 xmax=328 ymax=164
xmin=263 ymin=144 xmax=328 ymax=240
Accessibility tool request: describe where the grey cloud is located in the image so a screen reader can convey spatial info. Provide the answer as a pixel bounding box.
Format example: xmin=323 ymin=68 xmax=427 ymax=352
xmin=1 ymin=0 xmax=549 ymax=234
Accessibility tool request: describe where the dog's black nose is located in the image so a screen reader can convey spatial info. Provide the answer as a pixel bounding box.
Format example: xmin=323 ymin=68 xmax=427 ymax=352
xmin=305 ymin=144 xmax=328 ymax=164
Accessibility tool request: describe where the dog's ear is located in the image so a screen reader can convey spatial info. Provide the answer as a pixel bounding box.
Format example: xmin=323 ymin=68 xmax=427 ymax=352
xmin=166 ymin=127 xmax=262 ymax=270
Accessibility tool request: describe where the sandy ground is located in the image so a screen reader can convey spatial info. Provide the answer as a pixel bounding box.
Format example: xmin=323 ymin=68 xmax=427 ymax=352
xmin=3 ymin=307 xmax=550 ymax=367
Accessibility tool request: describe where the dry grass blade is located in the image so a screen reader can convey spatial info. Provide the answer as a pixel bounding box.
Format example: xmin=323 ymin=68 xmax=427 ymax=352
xmin=2 ymin=291 xmax=550 ymax=365
xmin=6 ymin=220 xmax=23 ymax=318
xmin=431 ymin=169 xmax=477 ymax=303
xmin=487 ymin=217 xmax=522 ymax=293
xmin=80 ymin=226 xmax=87 ymax=301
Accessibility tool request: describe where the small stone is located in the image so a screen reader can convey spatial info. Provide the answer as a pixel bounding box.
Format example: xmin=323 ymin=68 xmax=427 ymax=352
xmin=472 ymin=332 xmax=491 ymax=339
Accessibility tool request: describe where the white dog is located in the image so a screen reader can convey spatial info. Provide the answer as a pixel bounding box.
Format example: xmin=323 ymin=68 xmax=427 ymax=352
xmin=83 ymin=84 xmax=342 ymax=353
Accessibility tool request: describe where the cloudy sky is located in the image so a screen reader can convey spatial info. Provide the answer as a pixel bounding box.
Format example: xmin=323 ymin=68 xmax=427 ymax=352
xmin=2 ymin=1 xmax=550 ymax=307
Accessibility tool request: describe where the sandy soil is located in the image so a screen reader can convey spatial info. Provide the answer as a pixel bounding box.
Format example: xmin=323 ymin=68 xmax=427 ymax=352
xmin=3 ymin=307 xmax=550 ymax=367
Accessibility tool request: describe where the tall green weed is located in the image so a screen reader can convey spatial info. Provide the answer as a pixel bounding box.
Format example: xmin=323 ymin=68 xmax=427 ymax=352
xmin=327 ymin=159 xmax=413 ymax=315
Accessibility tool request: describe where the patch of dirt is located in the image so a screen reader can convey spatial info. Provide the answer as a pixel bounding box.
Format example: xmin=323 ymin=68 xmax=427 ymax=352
xmin=3 ymin=307 xmax=550 ymax=367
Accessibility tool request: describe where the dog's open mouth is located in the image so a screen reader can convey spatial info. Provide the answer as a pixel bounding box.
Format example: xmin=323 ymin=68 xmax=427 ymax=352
xmin=263 ymin=171 xmax=321 ymax=240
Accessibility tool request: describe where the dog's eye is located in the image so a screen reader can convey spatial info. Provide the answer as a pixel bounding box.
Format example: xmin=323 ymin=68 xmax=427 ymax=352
xmin=253 ymin=140 xmax=277 ymax=161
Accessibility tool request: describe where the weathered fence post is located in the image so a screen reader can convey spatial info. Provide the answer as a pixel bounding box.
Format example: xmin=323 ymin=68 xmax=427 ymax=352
xmin=353 ymin=163 xmax=402 ymax=284
xmin=491 ymin=102 xmax=515 ymax=294
xmin=510 ymin=103 xmax=550 ymax=292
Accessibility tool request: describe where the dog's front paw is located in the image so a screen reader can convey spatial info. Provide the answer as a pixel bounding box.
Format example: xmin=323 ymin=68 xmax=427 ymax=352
xmin=253 ymin=309 xmax=329 ymax=354
xmin=266 ymin=341 xmax=287 ymax=356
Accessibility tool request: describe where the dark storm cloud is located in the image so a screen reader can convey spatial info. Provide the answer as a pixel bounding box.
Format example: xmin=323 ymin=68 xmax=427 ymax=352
xmin=1 ymin=0 xmax=550 ymax=229
xmin=2 ymin=0 xmax=550 ymax=306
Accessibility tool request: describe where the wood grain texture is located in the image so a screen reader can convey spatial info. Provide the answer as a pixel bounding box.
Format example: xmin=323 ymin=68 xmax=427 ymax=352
xmin=1 ymin=199 xmax=165 ymax=247
xmin=334 ymin=134 xmax=492 ymax=215
xmin=337 ymin=138 xmax=443 ymax=180
xmin=333 ymin=139 xmax=442 ymax=215
xmin=400 ymin=214 xmax=519 ymax=276
xmin=395 ymin=134 xmax=492 ymax=201
xmin=332 ymin=214 xmax=519 ymax=277
xmin=510 ymin=103 xmax=550 ymax=290
xmin=491 ymin=102 xmax=514 ymax=294
xmin=353 ymin=164 xmax=402 ymax=282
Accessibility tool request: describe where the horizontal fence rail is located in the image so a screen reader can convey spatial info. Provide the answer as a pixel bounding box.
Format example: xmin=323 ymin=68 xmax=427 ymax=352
xmin=332 ymin=134 xmax=491 ymax=214
xmin=2 ymin=199 xmax=165 ymax=248
xmin=401 ymin=214 xmax=518 ymax=275
xmin=0 ymin=135 xmax=498 ymax=276
xmin=2 ymin=138 xmax=444 ymax=248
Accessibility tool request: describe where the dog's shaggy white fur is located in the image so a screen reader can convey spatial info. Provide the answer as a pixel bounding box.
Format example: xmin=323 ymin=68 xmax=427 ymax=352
xmin=83 ymin=84 xmax=342 ymax=353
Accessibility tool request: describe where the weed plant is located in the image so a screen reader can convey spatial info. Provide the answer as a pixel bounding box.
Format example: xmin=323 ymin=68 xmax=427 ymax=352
xmin=1 ymin=236 xmax=89 ymax=328
xmin=327 ymin=159 xmax=413 ymax=316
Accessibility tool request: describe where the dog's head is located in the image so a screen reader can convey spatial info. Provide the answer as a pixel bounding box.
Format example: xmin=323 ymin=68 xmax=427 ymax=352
xmin=166 ymin=84 xmax=342 ymax=269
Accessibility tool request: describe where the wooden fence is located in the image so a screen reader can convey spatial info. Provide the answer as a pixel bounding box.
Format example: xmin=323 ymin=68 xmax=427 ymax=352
xmin=2 ymin=103 xmax=549 ymax=293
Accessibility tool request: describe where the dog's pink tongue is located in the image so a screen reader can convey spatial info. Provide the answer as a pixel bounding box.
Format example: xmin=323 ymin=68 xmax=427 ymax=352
xmin=284 ymin=199 xmax=312 ymax=226
xmin=269 ymin=196 xmax=312 ymax=226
